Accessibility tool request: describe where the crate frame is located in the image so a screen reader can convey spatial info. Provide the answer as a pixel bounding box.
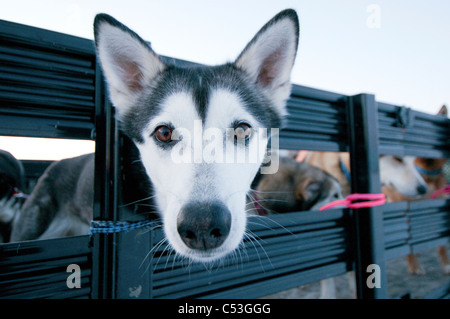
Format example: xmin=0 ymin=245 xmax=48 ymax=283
xmin=0 ymin=19 xmax=449 ymax=299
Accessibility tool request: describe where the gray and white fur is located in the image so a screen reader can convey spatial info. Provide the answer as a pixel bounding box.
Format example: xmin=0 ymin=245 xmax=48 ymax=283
xmin=11 ymin=10 xmax=300 ymax=264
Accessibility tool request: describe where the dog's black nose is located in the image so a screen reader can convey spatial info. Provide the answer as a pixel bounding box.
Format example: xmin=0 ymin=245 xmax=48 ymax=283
xmin=177 ymin=201 xmax=231 ymax=251
xmin=417 ymin=184 xmax=428 ymax=195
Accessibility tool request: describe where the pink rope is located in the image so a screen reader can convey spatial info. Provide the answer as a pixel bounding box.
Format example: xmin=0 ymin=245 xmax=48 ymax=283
xmin=319 ymin=193 xmax=386 ymax=211
xmin=430 ymin=185 xmax=450 ymax=200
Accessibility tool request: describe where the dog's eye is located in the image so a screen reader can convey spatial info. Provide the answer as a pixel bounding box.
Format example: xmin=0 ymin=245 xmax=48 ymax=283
xmin=234 ymin=123 xmax=252 ymax=140
xmin=393 ymin=156 xmax=404 ymax=163
xmin=155 ymin=126 xmax=173 ymax=143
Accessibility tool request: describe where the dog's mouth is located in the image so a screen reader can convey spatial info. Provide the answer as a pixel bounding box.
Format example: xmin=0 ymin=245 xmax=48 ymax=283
xmin=385 ymin=182 xmax=428 ymax=198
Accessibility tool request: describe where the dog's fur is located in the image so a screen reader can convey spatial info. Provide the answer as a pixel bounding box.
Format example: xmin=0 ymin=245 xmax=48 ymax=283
xmin=0 ymin=150 xmax=25 ymax=243
xmin=302 ymin=152 xmax=351 ymax=196
xmin=11 ymin=138 xmax=155 ymax=241
xmin=11 ymin=154 xmax=94 ymax=241
xmin=11 ymin=10 xmax=300 ymax=264
xmin=252 ymin=156 xmax=343 ymax=213
xmin=304 ymin=152 xmax=428 ymax=199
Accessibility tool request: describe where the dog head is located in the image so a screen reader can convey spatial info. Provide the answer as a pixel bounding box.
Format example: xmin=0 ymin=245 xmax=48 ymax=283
xmin=94 ymin=10 xmax=299 ymax=262
xmin=0 ymin=150 xmax=24 ymax=200
xmin=412 ymin=105 xmax=448 ymax=185
xmin=0 ymin=150 xmax=25 ymax=242
xmin=254 ymin=157 xmax=343 ymax=213
xmin=380 ymin=155 xmax=428 ymax=198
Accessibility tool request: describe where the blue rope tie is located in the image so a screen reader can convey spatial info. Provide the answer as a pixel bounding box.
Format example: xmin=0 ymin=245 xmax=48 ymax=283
xmin=89 ymin=219 xmax=154 ymax=235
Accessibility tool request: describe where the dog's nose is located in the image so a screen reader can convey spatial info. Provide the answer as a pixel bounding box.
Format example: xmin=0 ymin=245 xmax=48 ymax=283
xmin=177 ymin=201 xmax=231 ymax=251
xmin=417 ymin=184 xmax=428 ymax=195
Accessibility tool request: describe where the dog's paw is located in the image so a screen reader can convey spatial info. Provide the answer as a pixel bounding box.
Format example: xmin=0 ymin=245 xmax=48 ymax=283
xmin=407 ymin=264 xmax=426 ymax=276
xmin=406 ymin=254 xmax=426 ymax=275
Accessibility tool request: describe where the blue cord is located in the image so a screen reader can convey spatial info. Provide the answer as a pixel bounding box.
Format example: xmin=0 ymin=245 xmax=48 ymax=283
xmin=340 ymin=159 xmax=351 ymax=182
xmin=415 ymin=165 xmax=442 ymax=176
xmin=89 ymin=219 xmax=154 ymax=235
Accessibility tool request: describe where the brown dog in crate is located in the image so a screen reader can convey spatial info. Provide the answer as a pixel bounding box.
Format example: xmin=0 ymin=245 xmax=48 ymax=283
xmin=249 ymin=156 xmax=343 ymax=215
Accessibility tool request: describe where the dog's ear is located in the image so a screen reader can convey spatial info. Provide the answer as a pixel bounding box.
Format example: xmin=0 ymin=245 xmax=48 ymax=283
xmin=94 ymin=14 xmax=166 ymax=118
xmin=295 ymin=178 xmax=320 ymax=201
xmin=438 ymin=104 xmax=448 ymax=117
xmin=235 ymin=9 xmax=299 ymax=117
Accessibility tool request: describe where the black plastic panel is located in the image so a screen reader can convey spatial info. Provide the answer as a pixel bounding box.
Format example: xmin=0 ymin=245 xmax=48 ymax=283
xmin=0 ymin=19 xmax=96 ymax=139
xmin=0 ymin=236 xmax=91 ymax=298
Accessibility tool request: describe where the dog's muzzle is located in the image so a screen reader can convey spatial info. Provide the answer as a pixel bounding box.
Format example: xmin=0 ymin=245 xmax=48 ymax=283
xmin=177 ymin=201 xmax=231 ymax=251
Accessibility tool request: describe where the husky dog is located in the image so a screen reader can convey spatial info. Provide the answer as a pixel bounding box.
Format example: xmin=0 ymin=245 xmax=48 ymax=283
xmin=11 ymin=10 xmax=299 ymax=264
xmin=94 ymin=10 xmax=299 ymax=262
xmin=11 ymin=154 xmax=94 ymax=241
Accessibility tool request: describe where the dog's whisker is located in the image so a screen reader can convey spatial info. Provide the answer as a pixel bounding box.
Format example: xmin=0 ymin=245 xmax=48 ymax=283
xmin=245 ymin=207 xmax=277 ymax=215
xmin=243 ymin=231 xmax=269 ymax=271
xmin=231 ymin=248 xmax=243 ymax=269
xmin=247 ymin=214 xmax=296 ymax=237
xmin=249 ymin=189 xmax=294 ymax=195
xmin=239 ymin=242 xmax=250 ymax=266
xmin=245 ymin=198 xmax=281 ymax=215
xmin=247 ymin=192 xmax=290 ymax=205
xmin=138 ymin=223 xmax=162 ymax=236
xmin=246 ymin=220 xmax=277 ymax=232
xmin=140 ymin=237 xmax=168 ymax=275
xmin=229 ymin=249 xmax=237 ymax=267
xmin=143 ymin=237 xmax=167 ymax=265
xmin=247 ymin=193 xmax=290 ymax=205
xmin=253 ymin=198 xmax=289 ymax=203
xmin=153 ymin=241 xmax=172 ymax=272
xmin=164 ymin=246 xmax=176 ymax=270
xmin=245 ymin=229 xmax=273 ymax=270
xmin=120 ymin=194 xmax=158 ymax=208
xmin=171 ymin=248 xmax=180 ymax=271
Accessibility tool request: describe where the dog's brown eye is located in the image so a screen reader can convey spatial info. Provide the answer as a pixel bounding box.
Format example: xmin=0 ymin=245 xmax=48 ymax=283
xmin=234 ymin=123 xmax=252 ymax=140
xmin=393 ymin=156 xmax=403 ymax=163
xmin=155 ymin=126 xmax=172 ymax=142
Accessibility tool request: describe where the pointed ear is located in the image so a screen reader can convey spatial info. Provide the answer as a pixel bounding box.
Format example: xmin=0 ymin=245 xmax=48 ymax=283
xmin=235 ymin=9 xmax=299 ymax=117
xmin=94 ymin=14 xmax=166 ymax=118
xmin=438 ymin=104 xmax=448 ymax=117
xmin=295 ymin=177 xmax=320 ymax=201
